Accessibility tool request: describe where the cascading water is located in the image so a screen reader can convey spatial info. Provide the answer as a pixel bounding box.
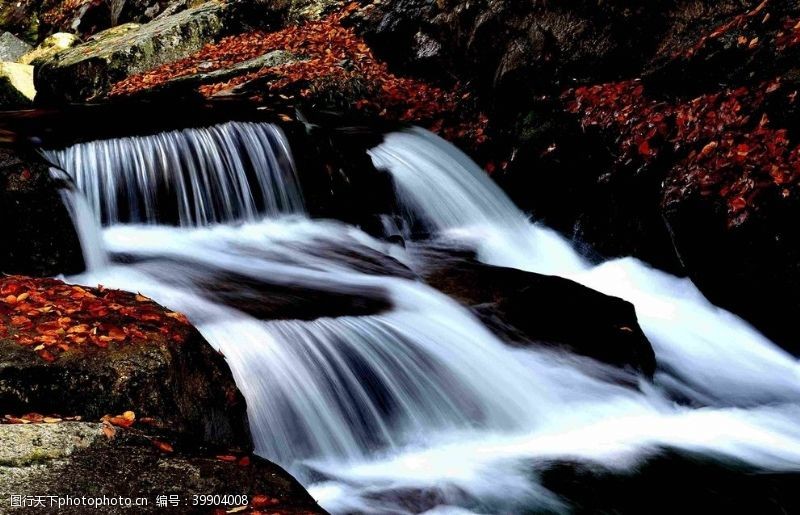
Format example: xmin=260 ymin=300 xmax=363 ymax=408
xmin=46 ymin=121 xmax=303 ymax=226
xmin=48 ymin=122 xmax=800 ymax=514
xmin=370 ymin=129 xmax=800 ymax=406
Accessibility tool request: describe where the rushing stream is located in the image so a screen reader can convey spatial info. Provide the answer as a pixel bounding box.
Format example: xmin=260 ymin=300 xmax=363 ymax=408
xmin=47 ymin=122 xmax=800 ymax=514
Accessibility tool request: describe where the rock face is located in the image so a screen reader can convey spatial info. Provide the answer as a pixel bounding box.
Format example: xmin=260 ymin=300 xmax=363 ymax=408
xmin=35 ymin=2 xmax=231 ymax=103
xmin=0 ymin=32 xmax=32 ymax=61
xmin=0 ymin=146 xmax=84 ymax=276
xmin=0 ymin=423 xmax=325 ymax=514
xmin=416 ymin=246 xmax=656 ymax=377
xmin=0 ymin=276 xmax=251 ymax=452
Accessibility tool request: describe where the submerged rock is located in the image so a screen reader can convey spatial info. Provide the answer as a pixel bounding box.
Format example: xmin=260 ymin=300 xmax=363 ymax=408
xmin=417 ymin=246 xmax=656 ymax=377
xmin=0 ymin=276 xmax=251 ymax=452
xmin=0 ymin=423 xmax=325 ymax=514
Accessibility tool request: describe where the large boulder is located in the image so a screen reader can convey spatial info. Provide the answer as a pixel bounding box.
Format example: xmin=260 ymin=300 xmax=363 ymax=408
xmin=416 ymin=246 xmax=656 ymax=377
xmin=0 ymin=275 xmax=251 ymax=451
xmin=0 ymin=423 xmax=325 ymax=514
xmin=34 ymin=2 xmax=232 ymax=103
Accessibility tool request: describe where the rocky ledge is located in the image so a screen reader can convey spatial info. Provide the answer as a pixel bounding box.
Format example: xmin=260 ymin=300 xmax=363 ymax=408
xmin=0 ymin=422 xmax=324 ymax=514
xmin=0 ymin=275 xmax=326 ymax=513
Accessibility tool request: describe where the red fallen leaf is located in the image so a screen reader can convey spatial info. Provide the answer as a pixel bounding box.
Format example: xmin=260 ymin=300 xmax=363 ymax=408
xmin=238 ymin=456 xmax=250 ymax=467
xmin=102 ymin=422 xmax=117 ymax=439
xmin=105 ymin=410 xmax=136 ymax=428
xmin=67 ymin=324 xmax=90 ymax=334
xmin=34 ymin=334 xmax=59 ymax=345
xmin=37 ymin=349 xmax=56 ymax=362
xmin=638 ymin=140 xmax=652 ymax=157
xmin=216 ymin=455 xmax=238 ymax=462
xmin=152 ymin=440 xmax=174 ymax=453
xmin=36 ymin=320 xmax=63 ymax=334
xmin=250 ymin=495 xmax=279 ymax=508
xmin=10 ymin=315 xmax=32 ymax=326
xmin=165 ymin=311 xmax=189 ymax=324
xmin=106 ymin=325 xmax=127 ymax=341
xmin=700 ymin=141 xmax=718 ymax=156
xmin=730 ymin=196 xmax=747 ymax=211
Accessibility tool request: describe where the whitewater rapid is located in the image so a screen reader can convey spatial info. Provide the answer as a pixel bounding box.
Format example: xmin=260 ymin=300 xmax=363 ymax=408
xmin=48 ymin=123 xmax=800 ymax=514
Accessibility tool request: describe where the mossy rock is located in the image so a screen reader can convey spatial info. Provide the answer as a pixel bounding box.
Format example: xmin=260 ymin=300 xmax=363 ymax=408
xmin=0 ymin=423 xmax=326 ymax=514
xmin=18 ymin=33 xmax=80 ymax=66
xmin=35 ymin=2 xmax=230 ymax=104
xmin=0 ymin=275 xmax=252 ymax=452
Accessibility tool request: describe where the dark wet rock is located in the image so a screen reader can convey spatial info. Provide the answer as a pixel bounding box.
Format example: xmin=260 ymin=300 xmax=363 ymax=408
xmin=0 ymin=336 xmax=251 ymax=452
xmin=539 ymin=449 xmax=800 ymax=514
xmin=663 ymin=187 xmax=800 ymax=355
xmin=416 ymin=246 xmax=656 ymax=377
xmin=284 ymin=121 xmax=404 ymax=236
xmin=0 ymin=423 xmax=326 ymax=514
xmin=122 ymin=256 xmax=405 ymax=323
xmin=0 ymin=279 xmax=251 ymax=451
xmin=0 ymin=32 xmax=32 ymax=61
xmin=0 ymin=146 xmax=83 ymax=276
xmin=562 ymin=3 xmax=800 ymax=353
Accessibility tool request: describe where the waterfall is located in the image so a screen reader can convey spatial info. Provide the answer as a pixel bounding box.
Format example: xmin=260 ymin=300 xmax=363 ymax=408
xmin=56 ymin=122 xmax=800 ymax=514
xmin=46 ymin=121 xmax=303 ymax=227
xmin=58 ymin=187 xmax=109 ymax=271
xmin=371 ymin=128 xmax=800 ymax=407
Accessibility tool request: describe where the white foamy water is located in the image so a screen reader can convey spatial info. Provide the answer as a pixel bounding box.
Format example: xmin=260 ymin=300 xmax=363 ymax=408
xmin=50 ymin=122 xmax=800 ymax=514
xmin=46 ymin=121 xmax=303 ymax=226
